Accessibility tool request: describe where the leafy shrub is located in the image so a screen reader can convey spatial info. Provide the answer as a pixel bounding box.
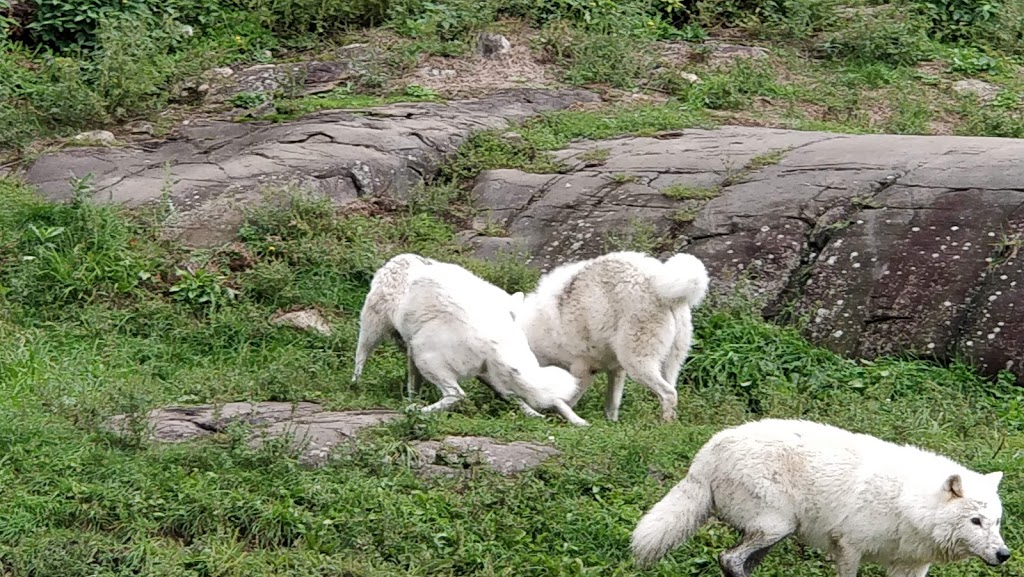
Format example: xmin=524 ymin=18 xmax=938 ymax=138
xmin=815 ymin=5 xmax=932 ymax=66
xmin=438 ymin=130 xmax=561 ymax=182
xmin=1 ymin=15 xmax=207 ymax=148
xmin=26 ymin=0 xmax=174 ymax=52
xmin=225 ymin=0 xmax=388 ymax=37
xmin=0 ymin=45 xmax=109 ymax=147
xmin=388 ymin=0 xmax=499 ymax=42
xmin=915 ymin=0 xmax=1000 ymax=42
xmin=90 ymin=16 xmax=193 ymax=120
xmin=229 ymin=91 xmax=269 ymax=109
xmin=169 ymin=266 xmax=239 ymax=311
xmin=504 ymin=0 xmax=657 ymax=36
xmin=946 ymin=45 xmax=1006 ymax=75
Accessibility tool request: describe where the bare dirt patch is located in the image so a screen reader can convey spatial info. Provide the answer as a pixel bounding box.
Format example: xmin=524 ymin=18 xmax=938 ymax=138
xmin=398 ymin=25 xmax=562 ymax=98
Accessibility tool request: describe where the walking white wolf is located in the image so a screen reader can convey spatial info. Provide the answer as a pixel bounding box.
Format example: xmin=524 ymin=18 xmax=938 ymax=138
xmin=512 ymin=251 xmax=709 ymax=422
xmin=630 ymin=418 xmax=1011 ymax=577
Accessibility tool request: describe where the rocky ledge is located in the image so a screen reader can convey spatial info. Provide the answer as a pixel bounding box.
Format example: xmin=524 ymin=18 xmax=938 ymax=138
xmin=21 ymin=89 xmax=1024 ymax=383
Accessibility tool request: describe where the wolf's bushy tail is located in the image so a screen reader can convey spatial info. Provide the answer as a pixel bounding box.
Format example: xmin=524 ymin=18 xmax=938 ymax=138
xmin=352 ymin=301 xmax=390 ymax=383
xmin=630 ymin=469 xmax=714 ymax=568
xmin=651 ymin=253 xmax=709 ymax=308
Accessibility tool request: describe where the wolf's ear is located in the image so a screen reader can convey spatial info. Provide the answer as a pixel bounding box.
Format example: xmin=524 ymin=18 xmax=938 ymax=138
xmin=944 ymin=474 xmax=964 ymax=499
xmin=985 ymin=471 xmax=1004 ymax=489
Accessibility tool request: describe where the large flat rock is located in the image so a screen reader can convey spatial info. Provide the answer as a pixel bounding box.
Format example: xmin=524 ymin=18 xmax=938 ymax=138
xmin=21 ymin=88 xmax=597 ymax=247
xmin=105 ymin=402 xmax=560 ymax=473
xmin=467 ymin=126 xmax=1024 ymax=383
xmin=105 ymin=402 xmax=403 ymax=466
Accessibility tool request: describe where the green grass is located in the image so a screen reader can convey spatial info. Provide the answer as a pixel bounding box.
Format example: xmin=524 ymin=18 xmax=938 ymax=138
xmin=662 ymin=185 xmax=721 ymax=201
xmin=2 ymin=178 xmax=1024 ymax=573
xmin=437 ymin=104 xmax=714 ymax=182
xmin=263 ymin=84 xmax=444 ymax=122
xmin=2 ymin=175 xmax=1024 ymax=576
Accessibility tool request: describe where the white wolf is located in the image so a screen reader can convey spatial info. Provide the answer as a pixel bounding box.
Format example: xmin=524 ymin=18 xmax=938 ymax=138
xmin=512 ymin=251 xmax=709 ymax=422
xmin=630 ymin=418 xmax=1011 ymax=577
xmin=351 ymin=253 xmax=523 ymax=392
xmin=392 ymin=266 xmax=586 ymax=424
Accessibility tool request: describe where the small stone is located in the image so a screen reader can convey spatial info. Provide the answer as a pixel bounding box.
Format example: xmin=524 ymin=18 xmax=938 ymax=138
xmin=396 ymin=434 xmax=562 ymax=478
xmin=207 ymin=66 xmax=235 ymax=79
xmin=952 ymin=79 xmax=1001 ymax=103
xmin=707 ymin=42 xmax=770 ymax=63
xmin=477 ymin=32 xmax=512 ymax=59
xmin=72 ymin=130 xmax=116 ymax=145
xmin=679 ymin=72 xmax=702 ymax=84
xmin=127 ymin=121 xmax=154 ymax=135
xmin=269 ymin=308 xmax=332 ymax=336
xmin=503 ymin=131 xmax=525 ymax=145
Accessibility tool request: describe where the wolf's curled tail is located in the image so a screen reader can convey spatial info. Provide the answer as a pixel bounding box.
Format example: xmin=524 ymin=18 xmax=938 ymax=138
xmin=651 ymin=253 xmax=709 ymax=309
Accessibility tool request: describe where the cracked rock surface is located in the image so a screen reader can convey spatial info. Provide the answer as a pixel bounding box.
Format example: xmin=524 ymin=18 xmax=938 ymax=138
xmin=23 ymin=88 xmax=597 ymax=247
xmin=105 ymin=402 xmax=559 ymax=473
xmin=395 ymin=435 xmax=561 ymax=478
xmin=466 ymin=125 xmax=1024 ymax=383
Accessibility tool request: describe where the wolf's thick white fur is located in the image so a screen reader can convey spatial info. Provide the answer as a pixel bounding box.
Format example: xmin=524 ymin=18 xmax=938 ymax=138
xmin=631 ymin=418 xmax=1011 ymax=577
xmin=351 ymin=253 xmax=523 ymax=387
xmin=512 ymin=251 xmax=709 ymax=422
xmin=391 ymin=266 xmax=586 ymax=424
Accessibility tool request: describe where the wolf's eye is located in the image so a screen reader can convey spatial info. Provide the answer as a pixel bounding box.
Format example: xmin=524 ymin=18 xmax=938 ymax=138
xmin=971 ymin=517 xmax=983 ymax=526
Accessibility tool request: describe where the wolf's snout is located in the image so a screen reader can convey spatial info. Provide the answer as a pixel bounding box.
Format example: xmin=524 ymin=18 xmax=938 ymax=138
xmin=995 ymin=547 xmax=1011 ymax=564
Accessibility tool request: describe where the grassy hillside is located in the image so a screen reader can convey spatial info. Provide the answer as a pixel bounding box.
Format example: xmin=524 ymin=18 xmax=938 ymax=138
xmin=4 ymin=0 xmax=1024 ymax=154
xmin=1 ymin=173 xmax=1022 ymax=576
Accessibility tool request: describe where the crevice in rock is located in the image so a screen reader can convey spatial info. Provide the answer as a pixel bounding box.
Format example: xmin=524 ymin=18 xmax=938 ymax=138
xmin=687 ymin=228 xmax=738 ymax=242
xmin=279 ymin=131 xmax=340 ymax=145
xmin=946 ymin=217 xmax=1022 ymax=356
xmin=863 ymin=313 xmax=914 ymax=326
xmin=765 ymin=199 xmax=867 ymax=322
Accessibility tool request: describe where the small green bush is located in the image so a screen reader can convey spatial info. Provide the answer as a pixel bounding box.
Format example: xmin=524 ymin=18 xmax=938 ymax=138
xmin=0 ymin=47 xmax=110 ymax=146
xmin=815 ymin=5 xmax=933 ymax=66
xmin=225 ymin=0 xmax=388 ymax=37
xmin=915 ymin=0 xmax=1001 ymax=42
xmin=27 ymin=0 xmax=174 ymax=52
xmin=90 ymin=16 xmax=192 ymax=120
xmin=388 ymin=0 xmax=499 ymax=42
xmin=536 ymin=19 xmax=656 ymax=89
xmin=678 ymin=60 xmax=789 ymax=110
